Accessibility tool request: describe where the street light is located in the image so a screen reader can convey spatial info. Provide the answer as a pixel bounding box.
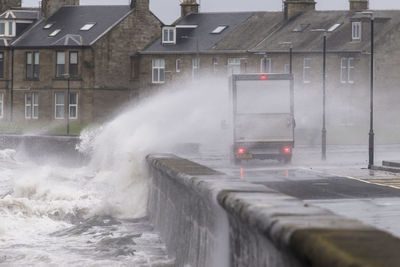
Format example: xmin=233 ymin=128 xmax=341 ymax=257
xmin=63 ymin=73 xmax=70 ymax=135
xmin=311 ymin=29 xmax=328 ymax=160
xmin=359 ymin=11 xmax=375 ymax=169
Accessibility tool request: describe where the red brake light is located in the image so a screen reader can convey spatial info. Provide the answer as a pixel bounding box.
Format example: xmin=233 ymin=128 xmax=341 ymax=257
xmin=283 ymin=146 xmax=291 ymax=154
xmin=238 ymin=147 xmax=246 ymax=154
xmin=260 ymin=74 xmax=267 ymax=80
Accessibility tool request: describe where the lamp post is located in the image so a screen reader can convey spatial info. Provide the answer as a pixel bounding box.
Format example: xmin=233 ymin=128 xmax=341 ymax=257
xmin=63 ymin=73 xmax=70 ymax=135
xmin=360 ymin=11 xmax=374 ymax=169
xmin=311 ymin=29 xmax=328 ymax=160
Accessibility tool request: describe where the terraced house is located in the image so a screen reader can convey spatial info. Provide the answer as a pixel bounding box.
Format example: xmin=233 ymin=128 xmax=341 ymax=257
xmin=137 ymin=0 xmax=400 ymax=144
xmin=0 ymin=0 xmax=161 ymax=125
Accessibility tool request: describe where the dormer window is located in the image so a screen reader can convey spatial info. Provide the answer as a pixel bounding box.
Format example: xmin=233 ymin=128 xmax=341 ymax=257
xmin=162 ymin=26 xmax=176 ymax=44
xmin=0 ymin=21 xmax=15 ymax=37
xmin=352 ymin=21 xmax=361 ymax=41
xmin=80 ymin=23 xmax=96 ymax=31
xmin=49 ymin=29 xmax=61 ymax=37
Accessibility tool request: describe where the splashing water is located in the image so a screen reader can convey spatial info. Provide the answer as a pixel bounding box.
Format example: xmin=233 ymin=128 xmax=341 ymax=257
xmin=0 ymin=80 xmax=230 ymax=265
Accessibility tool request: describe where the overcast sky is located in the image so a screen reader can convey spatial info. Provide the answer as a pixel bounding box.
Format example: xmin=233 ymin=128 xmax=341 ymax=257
xmin=21 ymin=0 xmax=400 ymax=24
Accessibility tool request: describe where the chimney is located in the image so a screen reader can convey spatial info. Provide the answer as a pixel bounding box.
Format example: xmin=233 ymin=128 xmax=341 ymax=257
xmin=41 ymin=0 xmax=79 ymax=19
xmin=284 ymin=0 xmax=316 ymax=20
xmin=130 ymin=0 xmax=149 ymax=11
xmin=0 ymin=0 xmax=21 ymax=14
xmin=349 ymin=0 xmax=369 ymax=11
xmin=181 ymin=0 xmax=199 ymax=17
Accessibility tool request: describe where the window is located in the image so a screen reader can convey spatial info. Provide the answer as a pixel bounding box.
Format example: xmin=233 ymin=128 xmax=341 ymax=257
xmin=260 ymin=57 xmax=272 ymax=73
xmin=26 ymin=52 xmax=39 ymax=79
xmin=328 ymin=23 xmax=341 ymax=32
xmin=69 ymin=51 xmax=78 ymax=77
xmin=192 ymin=57 xmax=199 ymax=79
xmin=49 ymin=29 xmax=61 ymax=37
xmin=69 ymin=92 xmax=78 ymax=119
xmin=25 ymin=92 xmax=38 ymax=119
xmin=211 ymin=25 xmax=227 ymax=34
xmin=176 ymin=58 xmax=181 ymax=73
xmin=152 ymin=59 xmax=165 ymax=83
xmin=0 ymin=23 xmax=4 ymax=35
xmin=212 ymin=57 xmax=218 ymax=73
xmin=284 ymin=64 xmax=290 ymax=74
xmin=352 ymin=22 xmax=361 ymax=41
xmin=0 ymin=21 xmax=13 ymax=36
xmin=56 ymin=51 xmax=65 ymax=78
xmin=0 ymin=93 xmax=3 ymax=119
xmin=80 ymin=23 xmax=95 ymax=31
xmin=162 ymin=27 xmax=176 ymax=44
xmin=227 ymin=58 xmax=241 ymax=75
xmin=55 ymin=92 xmax=64 ymax=119
xmin=43 ymin=23 xmax=53 ymax=29
xmin=341 ymin=57 xmax=355 ymax=84
xmin=0 ymin=52 xmax=4 ymax=78
xmin=303 ymin=58 xmax=311 ymax=83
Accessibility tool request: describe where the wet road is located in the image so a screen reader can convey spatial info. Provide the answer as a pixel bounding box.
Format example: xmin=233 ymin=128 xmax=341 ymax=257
xmin=188 ymin=144 xmax=400 ymax=238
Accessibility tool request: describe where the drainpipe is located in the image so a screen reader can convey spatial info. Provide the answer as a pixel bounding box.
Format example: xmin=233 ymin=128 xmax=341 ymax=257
xmin=10 ymin=47 xmax=14 ymax=122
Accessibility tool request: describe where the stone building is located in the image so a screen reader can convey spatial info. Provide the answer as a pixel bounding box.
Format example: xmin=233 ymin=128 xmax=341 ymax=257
xmin=0 ymin=0 xmax=161 ymax=125
xmin=136 ymin=0 xmax=400 ymax=144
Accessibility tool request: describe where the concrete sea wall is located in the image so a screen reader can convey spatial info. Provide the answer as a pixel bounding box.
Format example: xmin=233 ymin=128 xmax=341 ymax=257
xmin=147 ymin=154 xmax=400 ymax=267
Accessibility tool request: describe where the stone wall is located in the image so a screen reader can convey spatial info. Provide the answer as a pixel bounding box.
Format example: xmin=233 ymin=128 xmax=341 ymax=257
xmin=147 ymin=154 xmax=400 ymax=267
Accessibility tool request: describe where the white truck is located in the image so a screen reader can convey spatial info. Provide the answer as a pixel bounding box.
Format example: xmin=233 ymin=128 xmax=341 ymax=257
xmin=230 ymin=73 xmax=295 ymax=164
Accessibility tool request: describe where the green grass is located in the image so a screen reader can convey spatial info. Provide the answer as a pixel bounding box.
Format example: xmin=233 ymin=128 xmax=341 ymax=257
xmin=0 ymin=121 xmax=97 ymax=136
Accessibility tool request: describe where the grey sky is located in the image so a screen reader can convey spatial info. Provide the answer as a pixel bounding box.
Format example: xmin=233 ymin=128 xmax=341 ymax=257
xmin=21 ymin=0 xmax=400 ymax=24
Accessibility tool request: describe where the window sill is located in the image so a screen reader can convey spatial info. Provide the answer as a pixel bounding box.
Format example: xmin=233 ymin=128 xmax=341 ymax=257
xmin=25 ymin=78 xmax=40 ymax=81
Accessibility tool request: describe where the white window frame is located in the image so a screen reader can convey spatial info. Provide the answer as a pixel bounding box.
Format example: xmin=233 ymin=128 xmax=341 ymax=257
xmin=162 ymin=27 xmax=176 ymax=44
xmin=0 ymin=93 xmax=3 ymax=119
xmin=303 ymin=58 xmax=311 ymax=83
xmin=55 ymin=92 xmax=65 ymax=119
xmin=49 ymin=29 xmax=61 ymax=37
xmin=284 ymin=64 xmax=290 ymax=74
xmin=152 ymin=59 xmax=165 ymax=84
xmin=352 ymin=22 xmax=361 ymax=41
xmin=212 ymin=57 xmax=218 ymax=73
xmin=0 ymin=21 xmax=15 ymax=37
xmin=340 ymin=57 xmax=348 ymax=83
xmin=25 ymin=92 xmax=39 ymax=119
xmin=192 ymin=57 xmax=200 ymax=79
xmin=348 ymin=57 xmax=355 ymax=84
xmin=227 ymin=58 xmax=241 ymax=75
xmin=176 ymin=58 xmax=181 ymax=73
xmin=340 ymin=57 xmax=355 ymax=84
xmin=260 ymin=57 xmax=272 ymax=73
xmin=69 ymin=92 xmax=78 ymax=119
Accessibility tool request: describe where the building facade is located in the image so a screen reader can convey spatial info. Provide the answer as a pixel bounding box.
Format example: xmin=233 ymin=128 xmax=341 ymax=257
xmin=0 ymin=0 xmax=161 ymax=126
xmin=136 ymin=0 xmax=400 ymax=144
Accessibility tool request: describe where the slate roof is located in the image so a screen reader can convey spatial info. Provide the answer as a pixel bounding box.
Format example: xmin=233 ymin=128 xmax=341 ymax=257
xmin=252 ymin=10 xmax=399 ymax=53
xmin=143 ymin=9 xmax=400 ymax=55
xmin=13 ymin=5 xmax=132 ymax=48
xmin=143 ymin=12 xmax=260 ymax=54
xmin=0 ymin=8 xmax=39 ymax=20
